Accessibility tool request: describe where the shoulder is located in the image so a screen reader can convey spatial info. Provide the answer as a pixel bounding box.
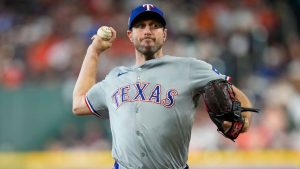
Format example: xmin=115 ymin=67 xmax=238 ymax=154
xmin=162 ymin=55 xmax=196 ymax=64
xmin=164 ymin=55 xmax=207 ymax=62
xmin=163 ymin=55 xmax=191 ymax=62
xmin=163 ymin=55 xmax=209 ymax=66
xmin=107 ymin=66 xmax=130 ymax=77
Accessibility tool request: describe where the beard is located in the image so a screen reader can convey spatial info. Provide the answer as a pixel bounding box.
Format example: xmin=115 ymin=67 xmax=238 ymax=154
xmin=135 ymin=39 xmax=163 ymax=60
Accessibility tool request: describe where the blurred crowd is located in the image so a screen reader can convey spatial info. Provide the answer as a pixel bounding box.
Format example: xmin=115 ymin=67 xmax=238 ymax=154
xmin=1 ymin=0 xmax=300 ymax=151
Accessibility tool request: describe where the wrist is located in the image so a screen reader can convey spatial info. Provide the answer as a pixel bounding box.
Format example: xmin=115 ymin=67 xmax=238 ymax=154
xmin=87 ymin=45 xmax=102 ymax=56
xmin=241 ymin=117 xmax=250 ymax=132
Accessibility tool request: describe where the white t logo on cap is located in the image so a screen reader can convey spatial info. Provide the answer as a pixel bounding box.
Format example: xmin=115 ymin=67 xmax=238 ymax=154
xmin=143 ymin=4 xmax=154 ymax=11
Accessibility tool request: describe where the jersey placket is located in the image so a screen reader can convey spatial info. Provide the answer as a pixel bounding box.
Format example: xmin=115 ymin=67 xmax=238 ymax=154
xmin=134 ymin=67 xmax=149 ymax=166
xmin=136 ymin=67 xmax=142 ymax=81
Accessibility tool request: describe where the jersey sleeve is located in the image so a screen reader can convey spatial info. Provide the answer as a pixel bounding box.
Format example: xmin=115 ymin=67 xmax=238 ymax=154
xmin=189 ymin=58 xmax=230 ymax=92
xmin=85 ymin=82 xmax=109 ymax=119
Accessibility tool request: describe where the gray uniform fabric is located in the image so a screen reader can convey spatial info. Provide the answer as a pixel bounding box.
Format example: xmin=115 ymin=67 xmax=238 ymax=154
xmin=86 ymin=56 xmax=227 ymax=169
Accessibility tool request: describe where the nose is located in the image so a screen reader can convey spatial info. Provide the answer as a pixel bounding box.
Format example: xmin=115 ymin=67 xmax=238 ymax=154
xmin=143 ymin=25 xmax=152 ymax=36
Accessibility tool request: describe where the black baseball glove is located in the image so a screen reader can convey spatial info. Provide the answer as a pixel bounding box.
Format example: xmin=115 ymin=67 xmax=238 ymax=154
xmin=201 ymin=79 xmax=259 ymax=141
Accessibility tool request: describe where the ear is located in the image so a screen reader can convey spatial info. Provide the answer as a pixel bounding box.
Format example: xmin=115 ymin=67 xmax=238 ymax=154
xmin=163 ymin=28 xmax=167 ymax=42
xmin=127 ymin=30 xmax=133 ymax=42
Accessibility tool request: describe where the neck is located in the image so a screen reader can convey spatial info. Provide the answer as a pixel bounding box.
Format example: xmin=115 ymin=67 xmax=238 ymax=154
xmin=135 ymin=49 xmax=164 ymax=66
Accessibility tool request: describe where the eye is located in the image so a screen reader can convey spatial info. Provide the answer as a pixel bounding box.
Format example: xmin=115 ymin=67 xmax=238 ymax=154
xmin=151 ymin=23 xmax=162 ymax=29
xmin=153 ymin=24 xmax=159 ymax=28
xmin=133 ymin=23 xmax=145 ymax=29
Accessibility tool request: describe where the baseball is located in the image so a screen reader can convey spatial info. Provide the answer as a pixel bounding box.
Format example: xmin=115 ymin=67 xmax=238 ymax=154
xmin=97 ymin=26 xmax=112 ymax=41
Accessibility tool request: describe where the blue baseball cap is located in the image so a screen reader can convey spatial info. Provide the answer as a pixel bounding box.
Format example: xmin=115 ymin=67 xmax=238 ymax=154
xmin=128 ymin=4 xmax=166 ymax=30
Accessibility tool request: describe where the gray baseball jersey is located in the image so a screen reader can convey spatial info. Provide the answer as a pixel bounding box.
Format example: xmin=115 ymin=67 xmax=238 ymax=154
xmin=85 ymin=56 xmax=228 ymax=169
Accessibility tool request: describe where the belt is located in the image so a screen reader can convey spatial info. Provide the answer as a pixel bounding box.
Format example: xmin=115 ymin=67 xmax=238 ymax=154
xmin=114 ymin=161 xmax=189 ymax=169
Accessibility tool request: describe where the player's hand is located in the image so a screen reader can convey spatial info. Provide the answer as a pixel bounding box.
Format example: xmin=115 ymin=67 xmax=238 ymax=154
xmin=222 ymin=121 xmax=232 ymax=132
xmin=89 ymin=27 xmax=117 ymax=53
xmin=222 ymin=117 xmax=249 ymax=133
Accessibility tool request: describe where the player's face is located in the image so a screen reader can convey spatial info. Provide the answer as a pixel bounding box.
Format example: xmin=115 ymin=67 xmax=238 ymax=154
xmin=127 ymin=19 xmax=167 ymax=58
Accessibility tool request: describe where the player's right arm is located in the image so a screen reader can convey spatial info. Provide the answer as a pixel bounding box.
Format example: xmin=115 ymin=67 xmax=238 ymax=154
xmin=72 ymin=28 xmax=116 ymax=116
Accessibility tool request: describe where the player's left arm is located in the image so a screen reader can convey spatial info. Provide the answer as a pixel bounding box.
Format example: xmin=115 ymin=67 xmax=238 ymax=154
xmin=202 ymin=79 xmax=258 ymax=141
xmin=232 ymin=85 xmax=252 ymax=132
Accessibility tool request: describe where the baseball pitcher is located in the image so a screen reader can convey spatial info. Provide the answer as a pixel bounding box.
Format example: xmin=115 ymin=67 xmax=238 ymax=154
xmin=72 ymin=4 xmax=259 ymax=169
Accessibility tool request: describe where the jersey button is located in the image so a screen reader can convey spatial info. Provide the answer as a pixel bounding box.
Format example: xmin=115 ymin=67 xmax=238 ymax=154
xmin=141 ymin=152 xmax=146 ymax=157
xmin=136 ymin=130 xmax=141 ymax=136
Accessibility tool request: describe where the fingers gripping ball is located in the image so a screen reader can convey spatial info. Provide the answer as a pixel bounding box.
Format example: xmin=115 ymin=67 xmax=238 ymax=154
xmin=97 ymin=26 xmax=113 ymax=41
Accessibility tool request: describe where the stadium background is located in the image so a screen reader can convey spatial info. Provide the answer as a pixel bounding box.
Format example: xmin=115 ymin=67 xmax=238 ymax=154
xmin=1 ymin=0 xmax=300 ymax=168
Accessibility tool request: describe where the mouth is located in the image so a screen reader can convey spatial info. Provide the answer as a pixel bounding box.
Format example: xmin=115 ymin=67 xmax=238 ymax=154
xmin=142 ymin=37 xmax=155 ymax=42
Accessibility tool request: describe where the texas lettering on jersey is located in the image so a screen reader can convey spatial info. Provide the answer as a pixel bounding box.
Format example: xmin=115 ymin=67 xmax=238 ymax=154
xmin=111 ymin=82 xmax=178 ymax=109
